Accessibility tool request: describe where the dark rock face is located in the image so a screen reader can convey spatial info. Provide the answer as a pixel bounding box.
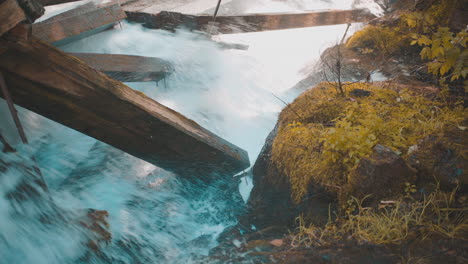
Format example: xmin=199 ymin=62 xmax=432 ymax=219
xmin=409 ymin=132 xmax=468 ymax=191
xmin=242 ymin=125 xmax=332 ymax=231
xmin=349 ymin=88 xmax=372 ymax=97
xmin=243 ymin=125 xmax=298 ymax=229
xmin=345 ymin=145 xmax=417 ymax=204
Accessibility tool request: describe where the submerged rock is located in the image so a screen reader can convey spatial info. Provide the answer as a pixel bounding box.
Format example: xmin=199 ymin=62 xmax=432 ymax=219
xmin=79 ymin=209 xmax=112 ymax=253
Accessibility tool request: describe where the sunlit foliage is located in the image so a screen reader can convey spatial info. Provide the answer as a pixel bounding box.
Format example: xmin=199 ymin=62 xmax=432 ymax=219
xmin=346 ymin=25 xmax=407 ymax=57
xmin=272 ymin=83 xmax=466 ymax=203
xmin=404 ymin=5 xmax=468 ymax=89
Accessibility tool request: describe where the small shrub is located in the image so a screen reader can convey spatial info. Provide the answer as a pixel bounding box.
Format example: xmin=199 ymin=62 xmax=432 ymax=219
xmin=346 ymin=26 xmax=407 ymax=57
xmin=403 ymin=1 xmax=468 ymax=89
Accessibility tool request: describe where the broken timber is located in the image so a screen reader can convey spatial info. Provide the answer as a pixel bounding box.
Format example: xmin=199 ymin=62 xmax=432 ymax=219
xmin=125 ymin=9 xmax=376 ymax=34
xmin=0 ymin=38 xmax=250 ymax=179
xmin=69 ymin=53 xmax=172 ymax=82
xmin=32 ymin=4 xmax=126 ymax=45
xmin=1 ymin=0 xmax=44 ymax=37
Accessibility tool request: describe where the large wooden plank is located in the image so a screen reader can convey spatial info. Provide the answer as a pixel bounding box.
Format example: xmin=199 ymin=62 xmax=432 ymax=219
xmin=122 ymin=0 xmax=215 ymax=14
xmin=36 ymin=0 xmax=82 ymax=6
xmin=38 ymin=1 xmax=97 ymax=23
xmin=0 ymin=0 xmax=27 ymax=36
xmin=32 ymin=4 xmax=127 ymax=45
xmin=69 ymin=53 xmax=172 ymax=82
xmin=0 ymin=38 xmax=250 ymax=179
xmin=126 ymin=9 xmax=376 ymax=34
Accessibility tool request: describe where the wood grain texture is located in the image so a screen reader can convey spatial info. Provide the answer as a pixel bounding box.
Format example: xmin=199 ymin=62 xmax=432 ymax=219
xmin=69 ymin=53 xmax=172 ymax=82
xmin=0 ymin=38 xmax=250 ymax=179
xmin=36 ymin=0 xmax=81 ymax=6
xmin=32 ymin=4 xmax=126 ymax=44
xmin=126 ymin=9 xmax=376 ymax=34
xmin=0 ymin=0 xmax=27 ymax=37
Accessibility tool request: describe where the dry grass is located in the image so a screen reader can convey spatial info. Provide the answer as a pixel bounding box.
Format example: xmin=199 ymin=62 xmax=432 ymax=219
xmin=292 ymin=186 xmax=468 ymax=247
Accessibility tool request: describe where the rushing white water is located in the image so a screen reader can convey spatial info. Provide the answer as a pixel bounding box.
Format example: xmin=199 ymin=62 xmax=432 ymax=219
xmin=0 ymin=0 xmax=380 ymax=263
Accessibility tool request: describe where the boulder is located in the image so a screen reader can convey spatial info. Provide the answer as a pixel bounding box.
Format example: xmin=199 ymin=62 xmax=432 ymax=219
xmin=408 ymin=129 xmax=467 ymax=191
xmin=242 ymin=125 xmax=332 ymax=231
xmin=344 ymin=144 xmax=416 ymax=204
xmin=349 ymin=88 xmax=372 ymax=97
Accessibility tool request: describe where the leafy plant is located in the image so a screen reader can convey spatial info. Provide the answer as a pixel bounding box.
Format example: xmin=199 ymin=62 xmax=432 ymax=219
xmin=271 ymin=83 xmax=466 ymax=203
xmin=403 ymin=1 xmax=468 ymax=89
xmin=410 ymin=27 xmax=467 ymax=89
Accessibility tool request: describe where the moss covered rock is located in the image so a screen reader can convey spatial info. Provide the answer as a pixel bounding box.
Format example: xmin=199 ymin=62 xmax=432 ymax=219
xmin=343 ymin=144 xmax=417 ymax=206
xmin=243 ymin=82 xmax=466 ymax=233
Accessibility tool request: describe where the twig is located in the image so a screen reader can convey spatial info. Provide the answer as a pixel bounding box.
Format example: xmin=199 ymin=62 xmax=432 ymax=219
xmin=0 ymin=72 xmax=28 ymax=144
xmin=271 ymin=92 xmax=302 ymax=120
xmin=340 ymin=23 xmax=352 ymax=44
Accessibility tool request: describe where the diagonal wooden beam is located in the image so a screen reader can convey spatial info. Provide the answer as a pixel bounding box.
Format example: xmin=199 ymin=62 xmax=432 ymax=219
xmin=69 ymin=53 xmax=172 ymax=82
xmin=126 ymin=9 xmax=376 ymax=34
xmin=0 ymin=38 xmax=250 ymax=180
xmin=32 ymin=4 xmax=126 ymax=45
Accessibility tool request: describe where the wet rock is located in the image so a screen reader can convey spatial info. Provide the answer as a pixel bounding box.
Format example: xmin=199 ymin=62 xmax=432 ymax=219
xmin=344 ymin=144 xmax=416 ymax=204
xmin=240 ymin=124 xmax=332 ymax=232
xmin=244 ymin=126 xmax=299 ymax=229
xmin=60 ymin=141 xmax=126 ymax=193
xmin=243 ymin=125 xmax=332 ymax=230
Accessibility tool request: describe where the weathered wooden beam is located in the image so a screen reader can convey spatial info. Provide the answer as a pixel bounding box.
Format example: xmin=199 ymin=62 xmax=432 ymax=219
xmin=69 ymin=53 xmax=172 ymax=82
xmin=32 ymin=4 xmax=126 ymax=45
xmin=202 ymin=9 xmax=376 ymax=33
xmin=126 ymin=9 xmax=376 ymax=34
xmin=0 ymin=0 xmax=26 ymax=37
xmin=121 ymin=0 xmax=215 ymax=14
xmin=0 ymin=38 xmax=250 ymax=179
xmin=38 ymin=1 xmax=96 ymax=22
xmin=36 ymin=0 xmax=81 ymax=6
xmin=215 ymin=41 xmax=248 ymax=50
xmin=0 ymin=0 xmax=44 ymax=36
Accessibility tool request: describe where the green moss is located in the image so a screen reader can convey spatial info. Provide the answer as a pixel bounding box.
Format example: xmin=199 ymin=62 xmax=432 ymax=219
xmin=272 ymin=83 xmax=466 ymax=204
